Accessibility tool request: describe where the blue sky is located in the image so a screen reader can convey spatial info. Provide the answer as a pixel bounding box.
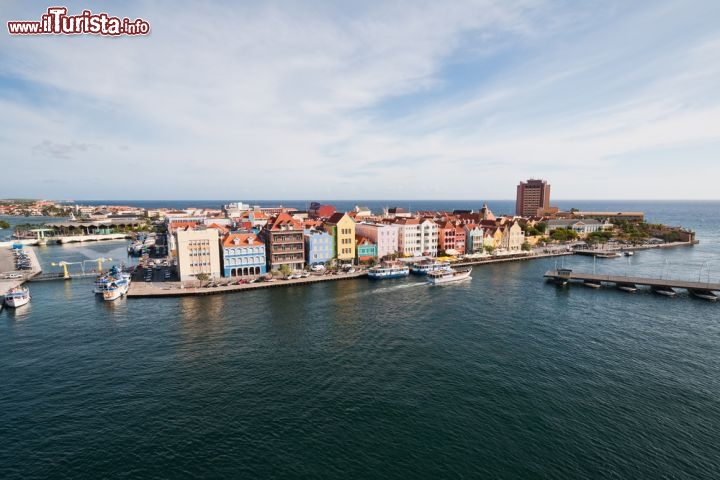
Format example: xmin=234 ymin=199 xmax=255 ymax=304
xmin=1 ymin=0 xmax=719 ymax=200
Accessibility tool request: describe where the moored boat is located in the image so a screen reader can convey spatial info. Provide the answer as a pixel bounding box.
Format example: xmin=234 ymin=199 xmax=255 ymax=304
xmin=3 ymin=285 xmax=31 ymax=308
xmin=427 ymin=267 xmax=472 ymax=285
xmin=584 ymin=280 xmax=602 ymax=288
xmin=368 ymin=262 xmax=410 ymax=279
xmin=102 ymin=278 xmax=129 ymax=301
xmin=410 ymin=259 xmax=451 ymax=275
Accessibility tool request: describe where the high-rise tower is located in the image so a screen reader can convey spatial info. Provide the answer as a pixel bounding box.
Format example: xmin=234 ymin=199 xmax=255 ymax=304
xmin=516 ymin=179 xmax=551 ymax=217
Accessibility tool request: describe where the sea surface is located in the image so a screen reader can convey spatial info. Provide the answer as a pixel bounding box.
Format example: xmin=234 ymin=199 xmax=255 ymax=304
xmin=1 ymin=201 xmax=720 ymax=479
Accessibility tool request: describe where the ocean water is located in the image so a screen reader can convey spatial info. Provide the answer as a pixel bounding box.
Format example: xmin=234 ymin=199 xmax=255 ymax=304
xmin=1 ymin=201 xmax=719 ymax=479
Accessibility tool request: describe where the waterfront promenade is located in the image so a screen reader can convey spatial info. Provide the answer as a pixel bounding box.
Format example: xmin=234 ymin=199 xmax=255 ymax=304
xmin=127 ymin=270 xmax=369 ymax=298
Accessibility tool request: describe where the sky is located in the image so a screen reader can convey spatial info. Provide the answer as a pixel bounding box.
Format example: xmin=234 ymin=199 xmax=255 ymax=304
xmin=1 ymin=0 xmax=720 ymax=201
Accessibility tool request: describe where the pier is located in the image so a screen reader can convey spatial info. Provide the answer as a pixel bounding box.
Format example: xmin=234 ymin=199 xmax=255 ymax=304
xmin=544 ymin=269 xmax=720 ymax=300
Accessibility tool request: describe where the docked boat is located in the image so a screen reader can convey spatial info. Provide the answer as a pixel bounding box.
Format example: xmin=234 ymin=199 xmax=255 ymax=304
xmin=94 ymin=266 xmax=131 ymax=294
xmin=368 ymin=262 xmax=410 ymax=279
xmin=624 ymin=251 xmax=634 ymax=256
xmin=427 ymin=267 xmax=472 ymax=285
xmin=3 ymin=285 xmax=31 ymax=308
xmin=410 ymin=259 xmax=451 ymax=275
xmin=584 ymin=280 xmax=602 ymax=289
xmin=102 ymin=278 xmax=129 ymax=301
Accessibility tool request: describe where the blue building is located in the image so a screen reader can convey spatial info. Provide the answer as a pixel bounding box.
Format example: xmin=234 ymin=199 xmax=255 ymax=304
xmin=221 ymin=233 xmax=267 ymax=277
xmin=304 ymin=229 xmax=335 ymax=266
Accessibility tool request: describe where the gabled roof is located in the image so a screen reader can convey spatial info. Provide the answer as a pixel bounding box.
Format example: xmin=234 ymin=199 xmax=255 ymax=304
xmin=326 ymin=212 xmax=354 ymax=225
xmin=223 ymin=233 xmax=263 ymax=247
xmin=267 ymin=212 xmax=303 ymax=231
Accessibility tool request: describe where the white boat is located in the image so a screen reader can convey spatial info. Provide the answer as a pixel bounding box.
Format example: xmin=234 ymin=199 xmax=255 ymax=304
xmin=427 ymin=267 xmax=472 ymax=285
xmin=4 ymin=285 xmax=31 ymax=308
xmin=368 ymin=262 xmax=410 ymax=279
xmin=94 ymin=266 xmax=131 ymax=294
xmin=410 ymin=259 xmax=451 ymax=275
xmin=584 ymin=280 xmax=602 ymax=288
xmin=624 ymin=251 xmax=634 ymax=256
xmin=617 ymin=283 xmax=637 ymax=293
xmin=102 ymin=278 xmax=129 ymax=301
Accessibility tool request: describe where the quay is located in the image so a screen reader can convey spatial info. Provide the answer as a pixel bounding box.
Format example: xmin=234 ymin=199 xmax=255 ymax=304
xmin=127 ymin=270 xmax=369 ymax=298
xmin=544 ymin=269 xmax=720 ymax=300
xmin=0 ymin=245 xmax=42 ymax=293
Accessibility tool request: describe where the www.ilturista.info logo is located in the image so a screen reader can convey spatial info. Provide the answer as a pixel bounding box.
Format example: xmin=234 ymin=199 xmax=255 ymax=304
xmin=8 ymin=7 xmax=150 ymax=36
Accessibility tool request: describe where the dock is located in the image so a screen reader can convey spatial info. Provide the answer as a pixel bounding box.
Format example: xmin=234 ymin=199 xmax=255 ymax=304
xmin=544 ymin=269 xmax=720 ymax=299
xmin=0 ymin=245 xmax=42 ymax=293
xmin=127 ymin=270 xmax=369 ymax=298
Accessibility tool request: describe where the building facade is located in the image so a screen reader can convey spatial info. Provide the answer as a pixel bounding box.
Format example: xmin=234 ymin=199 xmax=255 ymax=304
xmin=175 ymin=227 xmax=222 ymax=282
xmin=355 ymin=222 xmax=399 ymax=259
xmin=516 ymin=179 xmax=551 ymax=217
xmin=221 ymin=233 xmax=266 ymax=278
xmin=304 ymin=229 xmax=335 ymax=266
xmin=262 ymin=212 xmax=305 ymax=272
xmin=325 ymin=212 xmax=356 ymax=263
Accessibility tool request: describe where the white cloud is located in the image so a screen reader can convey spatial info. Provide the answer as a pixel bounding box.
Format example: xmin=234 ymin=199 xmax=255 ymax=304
xmin=1 ymin=0 xmax=719 ymax=200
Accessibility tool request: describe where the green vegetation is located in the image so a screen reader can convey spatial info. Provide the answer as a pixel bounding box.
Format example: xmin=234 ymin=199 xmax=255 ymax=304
xmin=549 ymin=228 xmax=578 ymax=242
xmin=521 ymin=241 xmax=532 ymax=251
xmin=586 ymin=230 xmax=613 ymax=245
xmin=0 ymin=220 xmax=10 ymax=229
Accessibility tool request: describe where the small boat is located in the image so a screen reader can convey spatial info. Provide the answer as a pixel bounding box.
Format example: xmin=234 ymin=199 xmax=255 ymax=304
xmin=584 ymin=280 xmax=602 ymax=289
xmin=652 ymin=286 xmax=676 ymax=297
xmin=4 ymin=285 xmax=31 ymax=308
xmin=368 ymin=262 xmax=410 ymax=279
xmin=617 ymin=283 xmax=637 ymax=293
xmin=427 ymin=267 xmax=472 ymax=285
xmin=94 ymin=265 xmax=131 ymax=294
xmin=689 ymin=289 xmax=718 ymax=302
xmin=624 ymin=251 xmax=634 ymax=256
xmin=410 ymin=259 xmax=451 ymax=275
xmin=102 ymin=278 xmax=129 ymax=301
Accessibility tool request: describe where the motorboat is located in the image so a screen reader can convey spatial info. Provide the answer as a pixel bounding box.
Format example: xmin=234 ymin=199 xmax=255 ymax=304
xmin=427 ymin=267 xmax=472 ymax=285
xmin=3 ymin=285 xmax=31 ymax=308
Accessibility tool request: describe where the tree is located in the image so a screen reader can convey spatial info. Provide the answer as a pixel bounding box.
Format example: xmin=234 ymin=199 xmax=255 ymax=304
xmin=279 ymin=264 xmax=292 ymax=277
xmin=0 ymin=220 xmax=10 ymax=229
xmin=195 ymin=273 xmax=210 ymax=286
xmin=484 ymin=245 xmax=496 ymax=255
xmin=521 ymin=241 xmax=532 ymax=251
xmin=550 ymin=228 xmax=578 ymax=242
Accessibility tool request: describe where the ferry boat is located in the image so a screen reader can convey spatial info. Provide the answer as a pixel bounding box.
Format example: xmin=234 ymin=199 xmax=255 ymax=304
xmin=367 ymin=262 xmax=410 ymax=279
xmin=94 ymin=266 xmax=131 ymax=294
xmin=410 ymin=259 xmax=451 ymax=275
xmin=427 ymin=267 xmax=472 ymax=285
xmin=102 ymin=278 xmax=129 ymax=301
xmin=3 ymin=285 xmax=31 ymax=308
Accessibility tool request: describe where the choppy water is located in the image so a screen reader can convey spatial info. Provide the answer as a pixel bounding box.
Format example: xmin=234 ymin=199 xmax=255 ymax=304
xmin=2 ymin=201 xmax=720 ymax=479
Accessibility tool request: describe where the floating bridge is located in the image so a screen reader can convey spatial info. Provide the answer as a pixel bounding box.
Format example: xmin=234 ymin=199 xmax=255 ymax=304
xmin=544 ymin=269 xmax=720 ymax=301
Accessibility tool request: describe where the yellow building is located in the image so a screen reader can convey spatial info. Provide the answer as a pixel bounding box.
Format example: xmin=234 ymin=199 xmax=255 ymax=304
xmin=325 ymin=212 xmax=356 ymax=262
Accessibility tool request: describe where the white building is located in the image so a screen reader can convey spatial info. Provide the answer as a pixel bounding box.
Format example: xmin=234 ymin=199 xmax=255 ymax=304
xmin=175 ymin=227 xmax=222 ymax=282
xmin=420 ymin=218 xmax=439 ymax=257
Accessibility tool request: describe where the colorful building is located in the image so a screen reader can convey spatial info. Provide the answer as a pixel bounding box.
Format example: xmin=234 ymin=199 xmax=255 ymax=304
xmin=325 ymin=212 xmax=356 ymax=263
xmin=261 ymin=212 xmax=305 ymax=272
xmin=221 ymin=233 xmax=266 ymax=277
xmin=305 ymin=229 xmax=335 ymax=266
xmin=355 ymin=222 xmax=399 ymax=259
xmin=356 ymin=236 xmax=377 ymax=263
